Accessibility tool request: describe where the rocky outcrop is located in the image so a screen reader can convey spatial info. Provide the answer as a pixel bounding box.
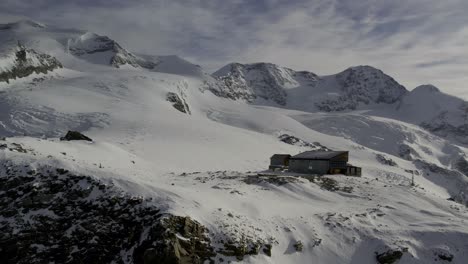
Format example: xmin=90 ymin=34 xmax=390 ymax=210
xmin=0 ymin=162 xmax=215 ymax=264
xmin=217 ymin=239 xmax=273 ymax=261
xmin=293 ymin=241 xmax=303 ymax=252
xmin=375 ymin=249 xmax=403 ymax=264
xmin=0 ymin=43 xmax=62 ymax=83
xmin=134 ymin=216 xmax=215 ymax=264
xmin=375 ymin=154 xmax=398 ymax=166
xmin=60 ymin=130 xmax=93 ymax=141
xmin=278 ymin=134 xmax=330 ymax=150
xmin=166 ymin=92 xmax=190 ymax=114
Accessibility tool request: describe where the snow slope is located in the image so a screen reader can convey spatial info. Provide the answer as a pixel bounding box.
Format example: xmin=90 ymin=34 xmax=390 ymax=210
xmin=0 ymin=20 xmax=467 ymax=263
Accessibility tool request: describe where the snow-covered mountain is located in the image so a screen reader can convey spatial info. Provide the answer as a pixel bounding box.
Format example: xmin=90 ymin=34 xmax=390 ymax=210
xmin=1 ymin=20 xmax=467 ymax=264
xmin=213 ymin=62 xmax=468 ymax=147
xmin=212 ymin=63 xmax=406 ymax=110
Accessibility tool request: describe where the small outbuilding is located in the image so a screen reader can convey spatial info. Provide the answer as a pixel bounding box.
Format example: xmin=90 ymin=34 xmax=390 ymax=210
xmin=269 ymin=154 xmax=291 ymax=170
xmin=269 ymin=150 xmax=361 ymax=176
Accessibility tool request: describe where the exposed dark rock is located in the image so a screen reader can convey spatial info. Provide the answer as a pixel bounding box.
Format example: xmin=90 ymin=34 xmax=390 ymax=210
xmin=7 ymin=143 xmax=30 ymax=153
xmin=220 ymin=241 xmax=247 ymax=260
xmin=278 ymin=134 xmax=331 ymax=151
xmin=0 ymin=162 xmax=216 ymax=264
xmin=166 ymin=92 xmax=191 ymax=114
xmin=0 ymin=43 xmax=62 ymax=83
xmin=375 ymin=154 xmax=398 ymax=166
xmin=134 ymin=215 xmax=215 ymax=264
xmin=60 ymin=130 xmax=93 ymax=141
xmin=376 ymin=249 xmax=403 ymax=264
xmin=437 ymin=252 xmax=454 ymax=262
xmin=218 ymin=240 xmax=272 ymax=261
xmin=293 ymin=241 xmax=303 ymax=252
xmin=263 ymin=244 xmax=272 ymax=257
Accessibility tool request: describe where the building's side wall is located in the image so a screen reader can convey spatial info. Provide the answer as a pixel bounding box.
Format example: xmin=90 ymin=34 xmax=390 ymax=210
xmin=289 ymin=159 xmax=329 ymax=174
xmin=271 ymin=157 xmax=288 ymax=166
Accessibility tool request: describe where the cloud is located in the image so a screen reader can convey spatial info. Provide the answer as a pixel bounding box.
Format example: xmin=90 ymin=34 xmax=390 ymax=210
xmin=1 ymin=0 xmax=467 ymax=99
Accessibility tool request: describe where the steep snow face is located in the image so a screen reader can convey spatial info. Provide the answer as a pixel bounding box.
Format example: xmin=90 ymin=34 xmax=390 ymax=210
xmin=394 ymin=85 xmax=468 ymax=145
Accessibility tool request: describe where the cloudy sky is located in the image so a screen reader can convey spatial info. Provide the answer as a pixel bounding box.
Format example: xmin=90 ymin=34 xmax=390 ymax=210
xmin=1 ymin=0 xmax=467 ymax=99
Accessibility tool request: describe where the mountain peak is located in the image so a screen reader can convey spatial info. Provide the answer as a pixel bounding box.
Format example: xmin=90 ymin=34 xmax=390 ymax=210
xmin=347 ymin=65 xmax=381 ymax=71
xmin=412 ymin=84 xmax=440 ymax=93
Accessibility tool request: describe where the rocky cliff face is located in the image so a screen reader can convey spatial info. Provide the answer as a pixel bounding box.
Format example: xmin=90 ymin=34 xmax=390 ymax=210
xmin=315 ymin=66 xmax=408 ymax=111
xmin=0 ymin=43 xmax=62 ymax=83
xmin=212 ymin=63 xmax=312 ymax=105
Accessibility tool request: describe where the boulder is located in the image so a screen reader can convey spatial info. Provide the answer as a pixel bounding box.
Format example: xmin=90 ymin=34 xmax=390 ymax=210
xmin=376 ymin=250 xmax=403 ymax=264
xmin=60 ymin=131 xmax=92 ymax=141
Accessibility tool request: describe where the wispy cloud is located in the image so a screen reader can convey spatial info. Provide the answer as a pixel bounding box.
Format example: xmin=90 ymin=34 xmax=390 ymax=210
xmin=1 ymin=0 xmax=467 ymax=99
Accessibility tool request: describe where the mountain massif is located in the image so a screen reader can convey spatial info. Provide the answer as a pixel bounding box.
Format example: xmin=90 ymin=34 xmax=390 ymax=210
xmin=1 ymin=20 xmax=467 ymax=264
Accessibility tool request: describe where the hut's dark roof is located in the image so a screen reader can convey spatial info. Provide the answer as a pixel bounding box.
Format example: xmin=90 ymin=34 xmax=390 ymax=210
xmin=290 ymin=151 xmax=348 ymax=160
xmin=270 ymin=154 xmax=291 ymax=159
